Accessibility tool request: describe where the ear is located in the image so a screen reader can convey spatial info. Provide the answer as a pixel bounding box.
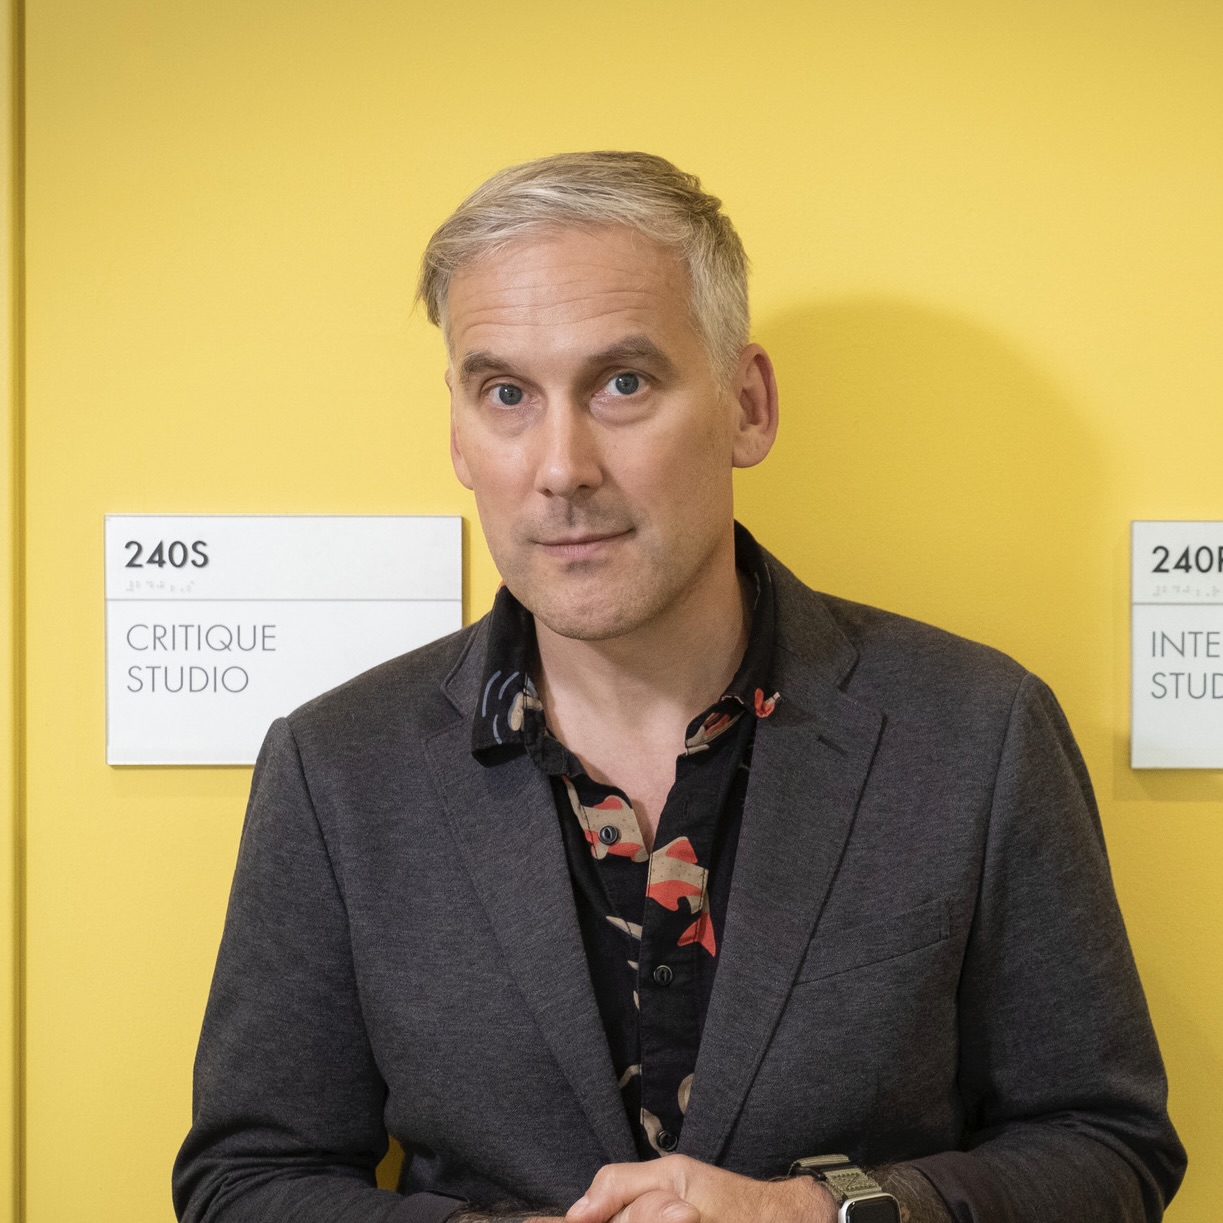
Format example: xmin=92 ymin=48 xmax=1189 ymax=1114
xmin=729 ymin=344 xmax=779 ymax=469
xmin=446 ymin=368 xmax=474 ymax=490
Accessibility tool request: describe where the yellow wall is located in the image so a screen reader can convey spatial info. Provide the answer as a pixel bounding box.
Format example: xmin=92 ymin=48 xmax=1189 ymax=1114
xmin=13 ymin=1 xmax=1222 ymax=1219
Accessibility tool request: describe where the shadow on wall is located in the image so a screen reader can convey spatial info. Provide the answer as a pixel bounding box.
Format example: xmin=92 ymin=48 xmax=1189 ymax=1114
xmin=737 ymin=296 xmax=1103 ymax=699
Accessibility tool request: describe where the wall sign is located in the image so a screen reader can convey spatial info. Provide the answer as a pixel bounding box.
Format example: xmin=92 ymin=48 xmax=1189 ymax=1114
xmin=105 ymin=515 xmax=462 ymax=765
xmin=1131 ymin=520 xmax=1223 ymax=769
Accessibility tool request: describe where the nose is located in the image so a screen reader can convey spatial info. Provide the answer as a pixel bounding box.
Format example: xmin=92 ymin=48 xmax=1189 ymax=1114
xmin=533 ymin=401 xmax=603 ymax=499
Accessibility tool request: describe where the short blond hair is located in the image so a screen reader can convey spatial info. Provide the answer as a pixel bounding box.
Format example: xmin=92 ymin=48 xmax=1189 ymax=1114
xmin=416 ymin=151 xmax=750 ymax=382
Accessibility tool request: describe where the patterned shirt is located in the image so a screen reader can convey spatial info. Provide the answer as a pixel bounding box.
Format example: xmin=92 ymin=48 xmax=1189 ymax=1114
xmin=471 ymin=524 xmax=779 ymax=1159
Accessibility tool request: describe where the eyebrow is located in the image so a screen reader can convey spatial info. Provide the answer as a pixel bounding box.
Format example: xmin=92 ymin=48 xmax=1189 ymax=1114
xmin=588 ymin=337 xmax=679 ymax=380
xmin=456 ymin=351 xmax=511 ymax=387
xmin=456 ymin=335 xmax=680 ymax=389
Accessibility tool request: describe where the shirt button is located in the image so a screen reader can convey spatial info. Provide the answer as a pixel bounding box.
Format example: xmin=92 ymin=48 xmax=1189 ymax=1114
xmin=652 ymin=964 xmax=674 ymax=986
xmin=598 ymin=825 xmax=621 ymax=846
xmin=656 ymin=1130 xmax=679 ymax=1151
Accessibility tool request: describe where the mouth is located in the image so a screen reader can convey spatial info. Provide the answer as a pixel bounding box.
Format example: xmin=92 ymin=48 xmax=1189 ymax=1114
xmin=534 ymin=530 xmax=632 ymax=561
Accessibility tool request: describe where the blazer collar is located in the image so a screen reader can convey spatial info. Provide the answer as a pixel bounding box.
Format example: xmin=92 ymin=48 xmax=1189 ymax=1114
xmin=765 ymin=548 xmax=861 ymax=690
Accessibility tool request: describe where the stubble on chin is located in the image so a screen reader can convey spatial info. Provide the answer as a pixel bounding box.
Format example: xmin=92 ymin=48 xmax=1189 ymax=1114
xmin=515 ymin=580 xmax=646 ymax=644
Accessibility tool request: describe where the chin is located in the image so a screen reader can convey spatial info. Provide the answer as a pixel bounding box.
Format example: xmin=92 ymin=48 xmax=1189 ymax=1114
xmin=499 ymin=562 xmax=648 ymax=642
xmin=524 ymin=588 xmax=659 ymax=643
xmin=531 ymin=605 xmax=636 ymax=643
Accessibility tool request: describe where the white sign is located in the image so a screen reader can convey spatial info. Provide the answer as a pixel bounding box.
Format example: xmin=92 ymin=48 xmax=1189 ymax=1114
xmin=105 ymin=515 xmax=462 ymax=765
xmin=1131 ymin=521 xmax=1223 ymax=769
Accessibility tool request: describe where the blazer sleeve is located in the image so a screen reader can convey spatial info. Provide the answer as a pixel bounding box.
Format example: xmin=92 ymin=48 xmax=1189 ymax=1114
xmin=172 ymin=718 xmax=466 ymax=1223
xmin=908 ymin=674 xmax=1186 ymax=1222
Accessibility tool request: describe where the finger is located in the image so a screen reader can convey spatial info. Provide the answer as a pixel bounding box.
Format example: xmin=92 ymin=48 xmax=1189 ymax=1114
xmin=609 ymin=1188 xmax=699 ymax=1223
xmin=568 ymin=1161 xmax=685 ymax=1221
xmin=569 ymin=1166 xmax=688 ymax=1221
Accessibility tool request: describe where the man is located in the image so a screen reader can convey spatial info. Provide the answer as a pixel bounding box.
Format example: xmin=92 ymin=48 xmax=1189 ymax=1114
xmin=174 ymin=152 xmax=1185 ymax=1223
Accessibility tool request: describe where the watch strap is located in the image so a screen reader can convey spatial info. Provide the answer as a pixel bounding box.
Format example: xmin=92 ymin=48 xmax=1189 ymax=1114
xmin=788 ymin=1155 xmax=901 ymax=1221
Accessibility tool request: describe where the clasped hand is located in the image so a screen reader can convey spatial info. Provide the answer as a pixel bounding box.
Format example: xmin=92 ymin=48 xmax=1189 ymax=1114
xmin=555 ymin=1154 xmax=832 ymax=1223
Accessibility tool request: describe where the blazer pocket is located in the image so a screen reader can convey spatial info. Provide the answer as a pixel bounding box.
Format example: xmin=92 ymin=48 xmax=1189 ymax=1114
xmin=796 ymin=897 xmax=951 ymax=983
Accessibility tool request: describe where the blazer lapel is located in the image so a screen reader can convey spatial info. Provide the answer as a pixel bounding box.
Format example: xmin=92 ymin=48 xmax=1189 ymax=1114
xmin=425 ymin=637 xmax=637 ymax=1165
xmin=679 ymin=574 xmax=885 ymax=1163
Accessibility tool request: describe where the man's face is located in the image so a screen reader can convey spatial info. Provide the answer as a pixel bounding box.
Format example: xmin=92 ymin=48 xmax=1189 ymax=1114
xmin=446 ymin=224 xmax=771 ymax=644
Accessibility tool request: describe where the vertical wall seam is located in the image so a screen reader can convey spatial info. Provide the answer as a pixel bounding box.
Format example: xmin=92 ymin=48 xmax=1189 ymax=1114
xmin=8 ymin=1 xmax=22 ymax=1220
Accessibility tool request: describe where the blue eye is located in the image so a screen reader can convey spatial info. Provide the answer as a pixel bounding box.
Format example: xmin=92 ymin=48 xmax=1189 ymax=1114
xmin=495 ymin=384 xmax=524 ymax=406
xmin=612 ymin=373 xmax=640 ymax=395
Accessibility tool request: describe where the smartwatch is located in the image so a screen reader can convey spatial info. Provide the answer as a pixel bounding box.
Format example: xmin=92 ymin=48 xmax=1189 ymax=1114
xmin=788 ymin=1154 xmax=901 ymax=1223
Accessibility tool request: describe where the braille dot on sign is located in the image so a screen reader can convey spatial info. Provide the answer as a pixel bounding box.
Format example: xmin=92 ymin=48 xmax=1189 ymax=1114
xmin=598 ymin=825 xmax=621 ymax=846
xmin=657 ymin=1130 xmax=678 ymax=1151
xmin=653 ymin=964 xmax=674 ymax=986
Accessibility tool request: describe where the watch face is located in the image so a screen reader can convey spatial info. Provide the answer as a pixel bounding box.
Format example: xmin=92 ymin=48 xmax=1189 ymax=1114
xmin=845 ymin=1196 xmax=901 ymax=1223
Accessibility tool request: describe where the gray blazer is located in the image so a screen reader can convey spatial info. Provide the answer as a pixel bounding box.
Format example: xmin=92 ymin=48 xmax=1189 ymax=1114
xmin=174 ymin=552 xmax=1185 ymax=1223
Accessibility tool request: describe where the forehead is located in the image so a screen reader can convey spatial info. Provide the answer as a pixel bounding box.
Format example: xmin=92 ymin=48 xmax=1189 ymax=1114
xmin=444 ymin=226 xmax=699 ymax=362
